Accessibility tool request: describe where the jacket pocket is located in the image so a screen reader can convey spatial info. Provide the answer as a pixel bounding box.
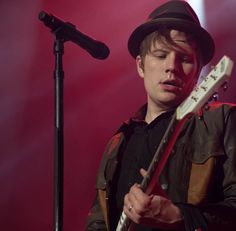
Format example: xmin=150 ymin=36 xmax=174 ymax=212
xmin=187 ymin=138 xmax=225 ymax=164
xmin=186 ymin=139 xmax=225 ymax=205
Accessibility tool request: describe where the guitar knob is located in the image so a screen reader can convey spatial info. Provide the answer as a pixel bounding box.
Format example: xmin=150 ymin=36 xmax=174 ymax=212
xmin=212 ymin=92 xmax=219 ymax=101
xmin=222 ymin=82 xmax=228 ymax=91
xmin=208 ymin=93 xmax=219 ymax=102
xmin=204 ymin=102 xmax=210 ymax=111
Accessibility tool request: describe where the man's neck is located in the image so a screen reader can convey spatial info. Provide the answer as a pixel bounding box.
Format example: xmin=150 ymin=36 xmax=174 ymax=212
xmin=145 ymin=102 xmax=176 ymax=124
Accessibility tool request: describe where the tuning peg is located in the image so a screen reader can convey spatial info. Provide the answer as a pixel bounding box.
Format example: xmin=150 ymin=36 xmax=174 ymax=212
xmin=211 ymin=65 xmax=216 ymax=71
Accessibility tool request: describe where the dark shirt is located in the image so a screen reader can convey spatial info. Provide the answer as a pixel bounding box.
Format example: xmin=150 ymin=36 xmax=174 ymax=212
xmin=109 ymin=110 xmax=174 ymax=231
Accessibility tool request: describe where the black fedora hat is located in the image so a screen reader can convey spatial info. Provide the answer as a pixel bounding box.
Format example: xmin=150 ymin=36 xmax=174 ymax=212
xmin=128 ymin=0 xmax=215 ymax=65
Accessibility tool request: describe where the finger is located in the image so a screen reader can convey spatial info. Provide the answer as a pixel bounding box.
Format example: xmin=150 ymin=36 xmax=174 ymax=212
xmin=129 ymin=185 xmax=153 ymax=214
xmin=130 ymin=183 xmax=153 ymax=201
xmin=140 ymin=168 xmax=148 ymax=178
xmin=124 ymin=189 xmax=141 ymax=213
xmin=123 ymin=193 xmax=138 ymax=219
xmin=123 ymin=203 xmax=141 ymax=224
xmin=124 ymin=193 xmax=132 ymax=210
xmin=124 ymin=185 xmax=143 ymax=214
xmin=123 ymin=194 xmax=142 ymax=223
xmin=129 ymin=184 xmax=146 ymax=202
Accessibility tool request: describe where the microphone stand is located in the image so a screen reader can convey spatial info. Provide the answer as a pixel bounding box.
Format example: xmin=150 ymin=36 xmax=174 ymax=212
xmin=39 ymin=12 xmax=110 ymax=231
xmin=53 ymin=32 xmax=65 ymax=231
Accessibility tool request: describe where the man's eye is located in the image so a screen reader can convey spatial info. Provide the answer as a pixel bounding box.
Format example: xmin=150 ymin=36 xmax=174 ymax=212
xmin=152 ymin=53 xmax=167 ymax=59
xmin=181 ymin=55 xmax=193 ymax=63
xmin=158 ymin=54 xmax=167 ymax=59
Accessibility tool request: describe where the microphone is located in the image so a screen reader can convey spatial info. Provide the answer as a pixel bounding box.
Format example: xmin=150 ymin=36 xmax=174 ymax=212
xmin=38 ymin=11 xmax=110 ymax=60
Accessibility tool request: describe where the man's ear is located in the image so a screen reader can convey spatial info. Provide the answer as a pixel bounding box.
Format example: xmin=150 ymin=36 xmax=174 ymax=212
xmin=136 ymin=55 xmax=144 ymax=78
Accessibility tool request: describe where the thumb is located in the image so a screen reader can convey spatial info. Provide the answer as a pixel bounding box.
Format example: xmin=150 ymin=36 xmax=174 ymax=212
xmin=140 ymin=168 xmax=148 ymax=178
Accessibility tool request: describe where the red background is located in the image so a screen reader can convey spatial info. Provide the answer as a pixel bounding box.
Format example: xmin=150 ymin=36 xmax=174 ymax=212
xmin=1 ymin=1 xmax=236 ymax=230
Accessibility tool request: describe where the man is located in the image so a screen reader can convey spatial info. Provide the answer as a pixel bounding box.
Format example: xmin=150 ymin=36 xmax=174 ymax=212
xmin=85 ymin=1 xmax=236 ymax=230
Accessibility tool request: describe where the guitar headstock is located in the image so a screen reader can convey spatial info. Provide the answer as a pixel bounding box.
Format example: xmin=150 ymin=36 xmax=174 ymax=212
xmin=176 ymin=55 xmax=234 ymax=120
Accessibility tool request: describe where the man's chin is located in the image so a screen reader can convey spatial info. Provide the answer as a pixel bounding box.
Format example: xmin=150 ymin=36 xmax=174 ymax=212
xmin=159 ymin=96 xmax=184 ymax=109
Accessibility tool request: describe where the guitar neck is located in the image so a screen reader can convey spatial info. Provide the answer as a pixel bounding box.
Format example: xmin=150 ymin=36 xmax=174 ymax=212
xmin=140 ymin=111 xmax=189 ymax=195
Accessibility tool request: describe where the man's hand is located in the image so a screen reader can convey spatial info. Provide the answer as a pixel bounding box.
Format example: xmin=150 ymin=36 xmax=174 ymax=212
xmin=123 ymin=169 xmax=183 ymax=229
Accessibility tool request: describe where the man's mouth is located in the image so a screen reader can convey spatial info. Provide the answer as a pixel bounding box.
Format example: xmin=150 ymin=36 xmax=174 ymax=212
xmin=160 ymin=79 xmax=183 ymax=91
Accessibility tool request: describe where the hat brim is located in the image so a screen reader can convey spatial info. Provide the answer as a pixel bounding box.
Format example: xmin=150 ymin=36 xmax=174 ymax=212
xmin=128 ymin=18 xmax=215 ymax=65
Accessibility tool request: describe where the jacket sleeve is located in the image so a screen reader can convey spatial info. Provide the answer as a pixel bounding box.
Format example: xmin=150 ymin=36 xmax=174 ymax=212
xmin=85 ymin=132 xmax=124 ymax=231
xmin=85 ymin=191 xmax=107 ymax=231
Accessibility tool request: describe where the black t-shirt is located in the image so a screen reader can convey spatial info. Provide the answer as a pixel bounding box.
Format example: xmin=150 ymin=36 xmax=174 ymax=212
xmin=109 ymin=110 xmax=174 ymax=231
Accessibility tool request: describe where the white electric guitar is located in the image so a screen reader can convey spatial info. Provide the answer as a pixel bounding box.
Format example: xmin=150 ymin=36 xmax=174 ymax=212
xmin=116 ymin=55 xmax=234 ymax=231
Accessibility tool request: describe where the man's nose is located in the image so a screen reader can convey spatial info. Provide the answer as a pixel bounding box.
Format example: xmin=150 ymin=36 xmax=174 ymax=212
xmin=165 ymin=54 xmax=178 ymax=74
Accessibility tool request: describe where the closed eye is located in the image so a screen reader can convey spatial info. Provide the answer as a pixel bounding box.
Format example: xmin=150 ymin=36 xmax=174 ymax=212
xmin=150 ymin=50 xmax=168 ymax=59
xmin=179 ymin=54 xmax=194 ymax=64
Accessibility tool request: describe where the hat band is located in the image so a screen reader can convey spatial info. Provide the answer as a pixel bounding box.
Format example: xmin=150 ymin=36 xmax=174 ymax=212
xmin=149 ymin=12 xmax=200 ymax=25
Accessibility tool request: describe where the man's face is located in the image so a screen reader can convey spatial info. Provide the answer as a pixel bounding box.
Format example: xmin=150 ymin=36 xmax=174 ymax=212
xmin=136 ymin=30 xmax=200 ymax=110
